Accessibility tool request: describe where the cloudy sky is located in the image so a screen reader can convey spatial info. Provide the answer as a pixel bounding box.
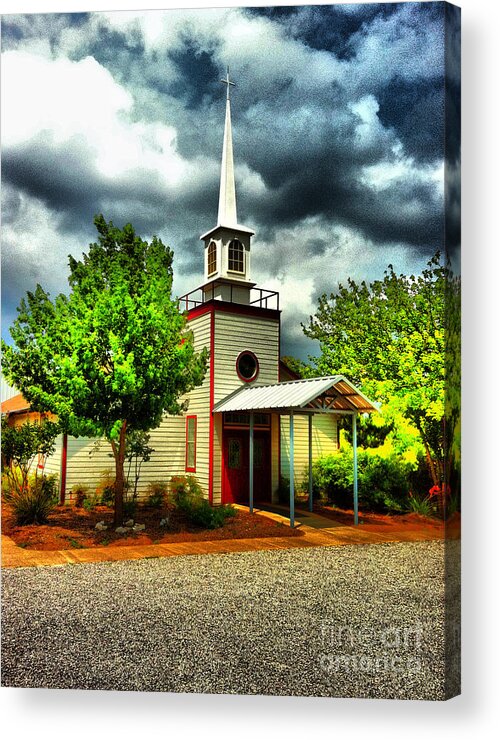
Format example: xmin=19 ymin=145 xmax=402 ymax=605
xmin=1 ymin=2 xmax=460 ymax=360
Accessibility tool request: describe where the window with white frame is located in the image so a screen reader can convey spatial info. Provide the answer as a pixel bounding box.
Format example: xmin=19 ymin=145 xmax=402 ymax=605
xmin=228 ymin=239 xmax=244 ymax=273
xmin=185 ymin=416 xmax=197 ymax=472
xmin=207 ymin=241 xmax=217 ymax=276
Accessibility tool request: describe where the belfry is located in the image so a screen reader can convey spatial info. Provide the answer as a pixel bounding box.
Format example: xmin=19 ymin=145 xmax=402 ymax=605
xmin=199 ymin=68 xmax=256 ymax=304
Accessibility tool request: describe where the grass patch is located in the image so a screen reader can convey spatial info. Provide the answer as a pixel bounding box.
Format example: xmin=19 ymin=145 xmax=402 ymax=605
xmin=66 ymin=537 xmax=85 ymax=549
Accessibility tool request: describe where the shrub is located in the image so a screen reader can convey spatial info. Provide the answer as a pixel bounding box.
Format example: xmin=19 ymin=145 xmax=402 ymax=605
xmin=72 ymin=484 xmax=89 ymax=508
xmin=169 ymin=475 xmax=235 ymax=529
xmin=407 ymin=492 xmax=434 ymax=517
xmin=7 ymin=474 xmax=58 ymax=525
xmin=360 ymin=454 xmax=413 ymax=512
xmin=2 ymin=466 xmax=22 ymax=499
xmin=146 ymin=481 xmax=168 ymax=509
xmin=312 ymin=454 xmax=354 ymax=509
xmin=82 ymin=492 xmax=100 ymax=511
xmin=312 ymin=451 xmax=414 ymax=513
xmin=277 ymin=475 xmax=290 ymax=505
xmin=1 ymin=418 xmax=60 ymax=494
xmin=408 ymin=459 xmax=434 ymax=500
xmin=189 ymin=499 xmax=236 ymax=529
xmin=169 ymin=475 xmax=204 ymax=510
xmin=96 ymin=470 xmax=115 ymax=506
xmin=123 ymin=498 xmax=137 ymax=519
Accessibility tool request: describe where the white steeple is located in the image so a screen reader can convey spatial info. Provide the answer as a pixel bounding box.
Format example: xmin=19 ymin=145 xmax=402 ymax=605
xmin=218 ymin=69 xmax=237 ymax=226
xmin=200 ymin=67 xmax=255 ymax=301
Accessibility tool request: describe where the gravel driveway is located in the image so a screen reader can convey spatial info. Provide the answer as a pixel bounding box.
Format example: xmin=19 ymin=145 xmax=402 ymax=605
xmin=1 ymin=540 xmax=460 ymax=700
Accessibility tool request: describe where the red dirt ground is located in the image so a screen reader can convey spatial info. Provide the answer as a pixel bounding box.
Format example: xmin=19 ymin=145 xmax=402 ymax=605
xmin=1 ymin=502 xmax=304 ymax=551
xmin=316 ymin=504 xmax=461 ymax=539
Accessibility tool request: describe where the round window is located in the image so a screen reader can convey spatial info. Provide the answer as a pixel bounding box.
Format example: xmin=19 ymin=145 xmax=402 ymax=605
xmin=236 ymin=351 xmax=259 ymax=382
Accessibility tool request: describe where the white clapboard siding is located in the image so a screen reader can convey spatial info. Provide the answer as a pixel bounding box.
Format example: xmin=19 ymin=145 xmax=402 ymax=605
xmin=43 ymin=434 xmax=63 ymax=481
xmin=280 ymin=414 xmax=338 ymax=487
xmin=213 ymin=312 xmax=279 ymax=404
xmin=212 ymin=414 xmax=223 ymax=505
xmin=64 ymin=414 xmax=187 ymax=499
xmin=271 ymin=413 xmax=280 ymax=500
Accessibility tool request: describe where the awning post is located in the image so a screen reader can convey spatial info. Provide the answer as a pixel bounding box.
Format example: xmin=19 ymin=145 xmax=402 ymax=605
xmin=308 ymin=414 xmax=313 ymax=512
xmin=289 ymin=411 xmax=295 ymax=528
xmin=353 ymin=413 xmax=358 ymax=526
xmin=249 ymin=411 xmax=254 ymax=514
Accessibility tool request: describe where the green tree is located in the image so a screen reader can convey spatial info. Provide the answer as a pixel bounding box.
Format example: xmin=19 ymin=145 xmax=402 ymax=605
xmin=1 ymin=416 xmax=60 ymax=496
xmin=125 ymin=430 xmax=155 ymax=501
xmin=2 ymin=215 xmax=208 ymax=525
xmin=304 ymin=253 xmax=459 ymax=488
xmin=280 ymin=355 xmax=315 ymax=379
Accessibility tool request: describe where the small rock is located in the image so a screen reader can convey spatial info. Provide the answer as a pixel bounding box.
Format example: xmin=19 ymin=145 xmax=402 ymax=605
xmin=133 ymin=523 xmax=145 ymax=532
xmin=95 ymin=522 xmax=108 ymax=532
xmin=115 ymin=526 xmax=128 ymax=534
xmin=159 ymin=518 xmax=169 ymax=528
xmin=124 ymin=519 xmax=134 ymax=528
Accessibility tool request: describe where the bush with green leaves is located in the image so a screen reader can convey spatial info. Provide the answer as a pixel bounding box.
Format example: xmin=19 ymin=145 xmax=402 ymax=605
xmin=169 ymin=475 xmax=236 ymax=529
xmin=82 ymin=492 xmax=100 ymax=512
xmin=312 ymin=450 xmax=414 ymax=513
xmin=169 ymin=475 xmax=203 ymax=510
xmin=96 ymin=470 xmax=115 ymax=506
xmin=123 ymin=498 xmax=137 ymax=519
xmin=1 ymin=416 xmax=60 ymax=497
xmin=146 ymin=481 xmax=168 ymax=509
xmin=2 ymin=417 xmax=61 ymax=524
xmin=407 ymin=493 xmax=434 ymax=517
xmin=4 ymin=474 xmax=58 ymax=525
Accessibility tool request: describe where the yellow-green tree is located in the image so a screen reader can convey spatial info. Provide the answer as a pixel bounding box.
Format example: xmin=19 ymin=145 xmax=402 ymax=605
xmin=304 ymin=253 xmax=460 ymax=489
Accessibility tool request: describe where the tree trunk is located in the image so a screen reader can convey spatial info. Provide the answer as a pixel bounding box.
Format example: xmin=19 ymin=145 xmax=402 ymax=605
xmin=415 ymin=421 xmax=439 ymax=488
xmin=112 ymin=420 xmax=127 ymax=527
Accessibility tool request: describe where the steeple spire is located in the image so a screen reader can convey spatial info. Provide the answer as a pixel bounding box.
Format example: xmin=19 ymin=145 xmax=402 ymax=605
xmin=200 ymin=67 xmax=254 ymax=297
xmin=218 ymin=67 xmax=237 ymax=226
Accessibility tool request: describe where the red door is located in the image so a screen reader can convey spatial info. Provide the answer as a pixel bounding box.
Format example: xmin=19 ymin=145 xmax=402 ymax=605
xmin=253 ymin=433 xmax=271 ymax=503
xmin=222 ymin=430 xmax=271 ymax=504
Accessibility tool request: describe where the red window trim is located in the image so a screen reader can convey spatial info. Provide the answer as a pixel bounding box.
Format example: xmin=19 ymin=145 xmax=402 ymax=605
xmin=185 ymin=415 xmax=197 ymax=473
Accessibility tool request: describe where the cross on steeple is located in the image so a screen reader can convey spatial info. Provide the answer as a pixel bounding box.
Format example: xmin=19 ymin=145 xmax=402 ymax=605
xmin=221 ymin=66 xmax=235 ymax=101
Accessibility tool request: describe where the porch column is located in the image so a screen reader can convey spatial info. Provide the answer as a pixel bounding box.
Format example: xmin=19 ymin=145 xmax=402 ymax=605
xmin=289 ymin=411 xmax=295 ymax=528
xmin=249 ymin=411 xmax=254 ymax=513
xmin=308 ymin=414 xmax=313 ymax=512
xmin=353 ymin=413 xmax=358 ymax=526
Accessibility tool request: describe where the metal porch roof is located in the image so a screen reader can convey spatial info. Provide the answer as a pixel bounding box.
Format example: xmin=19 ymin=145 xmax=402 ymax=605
xmin=213 ymin=375 xmax=378 ymax=414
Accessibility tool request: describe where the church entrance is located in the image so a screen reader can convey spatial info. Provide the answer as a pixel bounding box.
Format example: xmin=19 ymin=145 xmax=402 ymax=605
xmin=222 ymin=426 xmax=271 ymax=505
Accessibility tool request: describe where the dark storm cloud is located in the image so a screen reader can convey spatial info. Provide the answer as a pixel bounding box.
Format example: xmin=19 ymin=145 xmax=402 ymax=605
xmin=377 ymin=78 xmax=445 ymax=162
xmin=168 ymin=41 xmax=221 ymax=110
xmin=444 ymin=2 xmax=461 ymax=257
xmin=2 ymin=130 xmax=216 ymax=239
xmin=248 ymin=3 xmax=446 ymax=165
xmin=248 ymin=3 xmax=400 ymax=59
xmin=1 ymin=12 xmax=89 ymax=51
xmin=2 ymin=124 xmax=215 ymax=248
xmin=1 ymin=4 xmax=460 ymax=357
xmin=238 ymin=102 xmax=442 ymax=252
